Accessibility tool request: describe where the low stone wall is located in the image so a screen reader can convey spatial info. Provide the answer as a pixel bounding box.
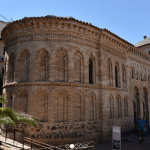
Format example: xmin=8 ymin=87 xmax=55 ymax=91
xmin=1 ymin=119 xmax=135 ymax=145
xmin=2 ymin=121 xmax=102 ymax=146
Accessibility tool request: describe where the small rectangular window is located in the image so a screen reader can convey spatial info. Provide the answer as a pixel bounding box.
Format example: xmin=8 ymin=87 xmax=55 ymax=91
xmin=3 ymin=47 xmax=6 ymax=55
xmin=149 ymin=51 xmax=150 ymax=55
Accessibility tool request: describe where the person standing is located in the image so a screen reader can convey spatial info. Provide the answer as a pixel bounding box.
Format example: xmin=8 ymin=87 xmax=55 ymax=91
xmin=136 ymin=116 xmax=146 ymax=144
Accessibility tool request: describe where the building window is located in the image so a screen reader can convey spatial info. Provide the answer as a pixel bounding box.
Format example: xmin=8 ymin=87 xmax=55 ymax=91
xmin=89 ymin=59 xmax=93 ymax=84
xmin=107 ymin=59 xmax=113 ymax=86
xmin=115 ymin=66 xmax=118 ymax=87
xmin=149 ymin=51 xmax=150 ymax=55
xmin=109 ymin=96 xmax=114 ymax=119
xmin=117 ymin=97 xmax=122 ymax=118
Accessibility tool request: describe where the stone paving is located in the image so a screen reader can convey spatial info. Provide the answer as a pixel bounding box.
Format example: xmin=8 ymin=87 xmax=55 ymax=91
xmin=95 ymin=132 xmax=150 ymax=150
xmin=1 ymin=131 xmax=150 ymax=150
xmin=0 ymin=134 xmax=30 ymax=150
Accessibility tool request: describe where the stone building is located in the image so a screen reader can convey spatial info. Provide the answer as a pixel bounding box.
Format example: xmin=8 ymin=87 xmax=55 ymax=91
xmin=1 ymin=15 xmax=150 ymax=145
xmin=0 ymin=20 xmax=7 ymax=77
xmin=0 ymin=20 xmax=7 ymax=107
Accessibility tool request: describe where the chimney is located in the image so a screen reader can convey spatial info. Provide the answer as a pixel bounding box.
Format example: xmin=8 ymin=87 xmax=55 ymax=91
xmin=144 ymin=36 xmax=147 ymax=39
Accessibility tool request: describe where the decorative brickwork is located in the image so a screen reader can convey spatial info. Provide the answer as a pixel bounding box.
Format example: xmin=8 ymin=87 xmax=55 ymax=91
xmin=1 ymin=15 xmax=150 ymax=145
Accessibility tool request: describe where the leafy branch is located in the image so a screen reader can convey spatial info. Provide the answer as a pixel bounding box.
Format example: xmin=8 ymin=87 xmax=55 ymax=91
xmin=0 ymin=95 xmax=37 ymax=127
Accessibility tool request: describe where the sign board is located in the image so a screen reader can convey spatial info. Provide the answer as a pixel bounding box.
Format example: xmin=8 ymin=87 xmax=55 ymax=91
xmin=112 ymin=126 xmax=121 ymax=150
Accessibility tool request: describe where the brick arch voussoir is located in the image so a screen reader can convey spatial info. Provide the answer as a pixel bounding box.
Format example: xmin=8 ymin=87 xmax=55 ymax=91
xmin=109 ymin=94 xmax=114 ymax=101
xmin=17 ymin=90 xmax=28 ymax=98
xmin=52 ymin=88 xmax=69 ymax=98
xmin=34 ymin=89 xmax=48 ymax=97
xmin=54 ymin=45 xmax=68 ymax=57
xmin=107 ymin=57 xmax=113 ymax=68
xmin=9 ymin=52 xmax=15 ymax=63
xmin=74 ymin=50 xmax=84 ymax=63
xmin=141 ymin=85 xmax=148 ymax=96
xmin=74 ymin=89 xmax=84 ymax=98
xmin=116 ymin=93 xmax=121 ymax=100
xmin=18 ymin=49 xmax=30 ymax=62
xmin=87 ymin=90 xmax=97 ymax=99
xmin=131 ymin=82 xmax=140 ymax=93
xmin=20 ymin=49 xmax=30 ymax=57
xmin=36 ymin=48 xmax=50 ymax=59
xmin=114 ymin=61 xmax=120 ymax=70
xmin=88 ymin=53 xmax=97 ymax=66
xmin=7 ymin=91 xmax=13 ymax=97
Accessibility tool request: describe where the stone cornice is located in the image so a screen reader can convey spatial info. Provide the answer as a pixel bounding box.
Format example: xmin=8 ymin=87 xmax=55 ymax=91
xmin=3 ymin=82 xmax=101 ymax=89
xmin=100 ymin=30 xmax=150 ymax=63
xmin=127 ymin=46 xmax=150 ymax=63
xmin=3 ymin=81 xmax=128 ymax=91
xmin=101 ymin=85 xmax=128 ymax=91
xmin=127 ymin=54 xmax=150 ymax=66
xmin=2 ymin=17 xmax=100 ymax=43
xmin=5 ymin=30 xmax=100 ymax=49
xmin=100 ymin=43 xmax=126 ymax=60
xmin=101 ymin=30 xmax=129 ymax=54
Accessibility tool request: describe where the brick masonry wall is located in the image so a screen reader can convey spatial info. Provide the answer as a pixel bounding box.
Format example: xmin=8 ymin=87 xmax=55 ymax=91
xmin=1 ymin=16 xmax=150 ymax=145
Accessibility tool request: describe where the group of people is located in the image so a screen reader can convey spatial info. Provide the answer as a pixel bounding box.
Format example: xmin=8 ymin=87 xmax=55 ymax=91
xmin=136 ymin=116 xmax=149 ymax=144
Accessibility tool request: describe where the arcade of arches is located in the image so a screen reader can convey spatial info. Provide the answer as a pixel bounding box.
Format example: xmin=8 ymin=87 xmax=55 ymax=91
xmin=1 ymin=16 xmax=150 ymax=145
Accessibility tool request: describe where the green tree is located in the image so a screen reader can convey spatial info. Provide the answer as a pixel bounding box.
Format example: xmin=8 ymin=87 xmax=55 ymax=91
xmin=0 ymin=95 xmax=37 ymax=127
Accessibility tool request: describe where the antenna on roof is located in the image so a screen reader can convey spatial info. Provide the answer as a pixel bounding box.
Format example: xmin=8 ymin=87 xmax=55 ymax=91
xmin=0 ymin=14 xmax=11 ymax=22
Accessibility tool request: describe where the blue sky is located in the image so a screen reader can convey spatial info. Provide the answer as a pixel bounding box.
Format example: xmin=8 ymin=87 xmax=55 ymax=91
xmin=0 ymin=0 xmax=150 ymax=45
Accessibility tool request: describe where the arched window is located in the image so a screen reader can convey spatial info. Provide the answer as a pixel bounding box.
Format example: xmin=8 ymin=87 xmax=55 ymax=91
xmin=89 ymin=94 xmax=96 ymax=121
xmin=107 ymin=59 xmax=113 ymax=86
xmin=9 ymin=53 xmax=15 ymax=82
xmin=74 ymin=94 xmax=81 ymax=121
xmin=122 ymin=65 xmax=126 ymax=88
xmin=8 ymin=93 xmax=13 ymax=108
xmin=117 ymin=97 xmax=121 ymax=118
xmin=19 ymin=50 xmax=30 ymax=82
xmin=57 ymin=51 xmax=67 ymax=82
xmin=115 ymin=66 xmax=119 ymax=87
xmin=36 ymin=91 xmax=48 ymax=121
xmin=37 ymin=49 xmax=49 ymax=81
xmin=74 ymin=55 xmax=82 ymax=82
xmin=144 ymin=74 xmax=147 ymax=81
xmin=89 ymin=59 xmax=93 ymax=84
xmin=141 ymin=73 xmax=144 ymax=81
xmin=131 ymin=67 xmax=135 ymax=79
xmin=18 ymin=91 xmax=28 ymax=113
xmin=55 ymin=92 xmax=68 ymax=122
xmin=109 ymin=96 xmax=114 ymax=119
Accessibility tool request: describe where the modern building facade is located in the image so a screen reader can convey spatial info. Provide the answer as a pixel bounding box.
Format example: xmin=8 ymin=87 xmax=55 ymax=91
xmin=1 ymin=16 xmax=150 ymax=145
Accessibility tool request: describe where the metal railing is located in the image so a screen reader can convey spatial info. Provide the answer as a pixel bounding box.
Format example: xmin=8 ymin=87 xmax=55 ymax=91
xmin=1 ymin=125 xmax=24 ymax=146
xmin=23 ymin=138 xmax=95 ymax=150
